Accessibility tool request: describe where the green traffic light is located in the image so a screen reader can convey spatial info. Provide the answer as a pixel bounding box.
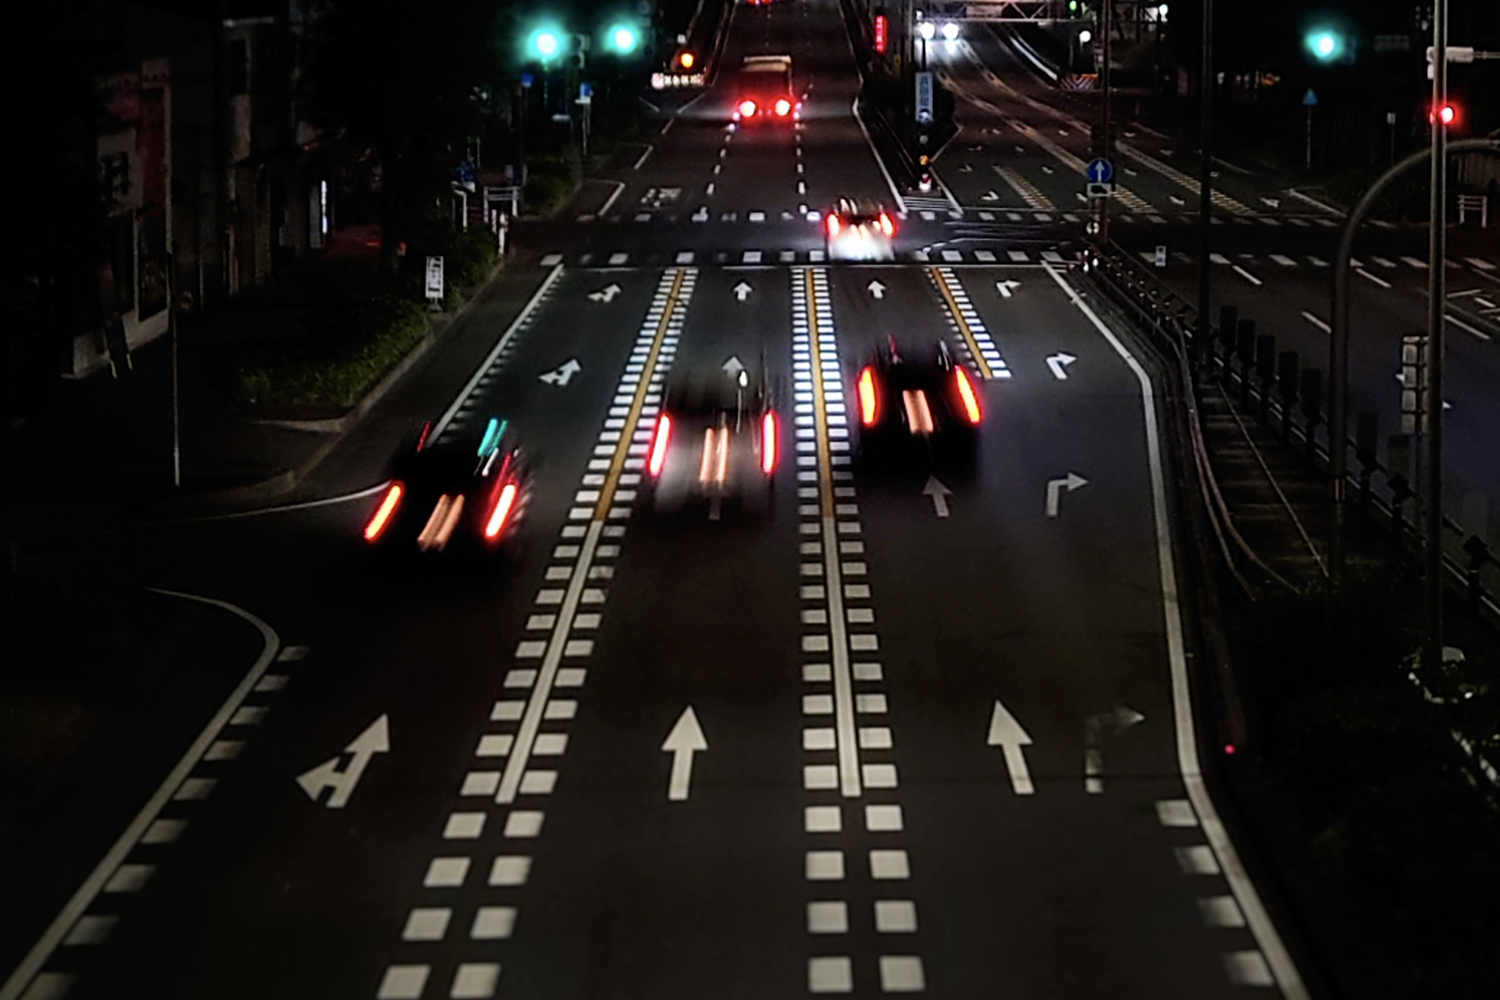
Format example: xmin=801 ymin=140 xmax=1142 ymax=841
xmin=1306 ymin=29 xmax=1340 ymax=62
xmin=529 ymin=27 xmax=562 ymax=60
xmin=608 ymin=23 xmax=639 ymax=54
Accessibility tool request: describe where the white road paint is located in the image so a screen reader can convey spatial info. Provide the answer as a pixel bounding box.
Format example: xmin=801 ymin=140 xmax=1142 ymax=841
xmin=1045 ymin=352 xmax=1077 ymax=380
xmin=922 ymin=476 xmax=952 ymax=518
xmin=632 ymin=145 xmax=653 ymax=170
xmin=0 ymin=590 xmax=281 ymax=1000
xmin=538 ymin=359 xmax=583 ymax=387
xmin=1356 ymin=269 xmax=1392 ymax=289
xmin=296 ymin=715 xmax=390 ymax=808
xmin=852 ymin=96 xmax=906 ymax=212
xmin=868 ymin=280 xmax=887 ymax=299
xmin=662 ymin=707 xmax=707 ymax=801
xmin=986 ymin=699 xmax=1034 ymax=795
xmin=1044 ymin=264 xmax=1310 ymax=999
xmin=1083 ymin=705 xmax=1145 ymax=794
xmin=733 ymin=281 xmax=753 ymax=301
xmin=1300 ymin=311 xmax=1331 ymax=334
xmin=1044 ymin=472 xmax=1088 ymax=517
xmin=1230 ymin=264 xmax=1263 ymax=287
xmin=995 ymin=279 xmax=1020 ymax=298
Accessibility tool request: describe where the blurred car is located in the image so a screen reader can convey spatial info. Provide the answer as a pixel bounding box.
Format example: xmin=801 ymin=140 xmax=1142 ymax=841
xmin=824 ymin=198 xmax=897 ymax=261
xmin=852 ymin=337 xmax=983 ymax=466
xmin=363 ymin=416 xmax=531 ymax=557
xmin=644 ymin=363 xmax=780 ymax=517
xmin=731 ymin=55 xmax=799 ymax=124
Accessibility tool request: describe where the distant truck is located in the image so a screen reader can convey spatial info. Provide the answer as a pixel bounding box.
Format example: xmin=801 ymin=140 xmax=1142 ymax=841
xmin=732 ymin=55 xmax=799 ymax=124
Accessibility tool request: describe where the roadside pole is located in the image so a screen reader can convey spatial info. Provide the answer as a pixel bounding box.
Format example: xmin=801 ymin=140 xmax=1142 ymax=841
xmin=1424 ymin=0 xmax=1448 ymax=669
xmin=167 ymin=248 xmax=181 ymax=489
xmin=1097 ymin=0 xmax=1112 ymax=245
xmin=1195 ymin=0 xmax=1213 ymax=356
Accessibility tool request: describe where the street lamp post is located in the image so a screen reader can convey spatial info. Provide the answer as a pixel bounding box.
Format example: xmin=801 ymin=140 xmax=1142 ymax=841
xmin=1423 ymin=0 xmax=1449 ymax=670
xmin=1195 ymin=0 xmax=1213 ymax=361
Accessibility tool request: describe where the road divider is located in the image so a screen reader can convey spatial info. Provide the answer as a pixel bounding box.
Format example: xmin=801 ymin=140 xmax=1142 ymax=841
xmin=928 ymin=266 xmax=1010 ymax=380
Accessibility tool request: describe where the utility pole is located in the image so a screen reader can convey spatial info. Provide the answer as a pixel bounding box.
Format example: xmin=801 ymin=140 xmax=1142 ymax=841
xmin=1098 ymin=0 xmax=1112 ymax=245
xmin=1195 ymin=0 xmax=1213 ymax=354
xmin=1424 ymin=0 xmax=1448 ymax=669
xmin=167 ymin=247 xmax=181 ymax=488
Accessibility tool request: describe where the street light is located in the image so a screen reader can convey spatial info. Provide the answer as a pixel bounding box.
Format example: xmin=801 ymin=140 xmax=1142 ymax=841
xmin=530 ymin=27 xmax=562 ymax=60
xmin=941 ymin=21 xmax=960 ymax=40
xmin=1306 ymin=29 xmax=1342 ymax=63
xmin=1078 ymin=28 xmax=1092 ymax=43
xmin=607 ymin=23 xmax=639 ymax=55
xmin=918 ymin=20 xmax=936 ymax=40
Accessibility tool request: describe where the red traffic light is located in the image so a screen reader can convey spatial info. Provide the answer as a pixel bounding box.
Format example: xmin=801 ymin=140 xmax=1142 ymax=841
xmin=1429 ymin=103 xmax=1458 ymax=127
xmin=873 ymin=13 xmax=888 ymax=53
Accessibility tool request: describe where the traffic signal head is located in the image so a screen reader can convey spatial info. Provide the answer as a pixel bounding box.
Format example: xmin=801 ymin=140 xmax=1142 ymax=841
xmin=873 ymin=12 xmax=888 ymax=53
xmin=1430 ymin=103 xmax=1458 ymax=127
xmin=1305 ymin=29 xmax=1342 ymax=62
xmin=528 ymin=26 xmax=563 ymax=61
xmin=678 ymin=50 xmax=695 ymax=69
xmin=606 ymin=22 xmax=639 ymax=54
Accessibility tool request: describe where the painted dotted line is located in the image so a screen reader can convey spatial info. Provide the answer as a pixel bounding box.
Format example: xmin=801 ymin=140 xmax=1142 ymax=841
xmin=994 ymin=166 xmax=1055 ymax=212
xmin=792 ymin=267 xmax=926 ymax=995
xmin=1156 ymin=798 xmax=1279 ymax=989
xmin=930 ymin=266 xmax=1010 ymax=380
xmin=375 ymin=269 xmax=696 ymax=1000
xmin=20 ymin=644 xmax=310 ymax=1000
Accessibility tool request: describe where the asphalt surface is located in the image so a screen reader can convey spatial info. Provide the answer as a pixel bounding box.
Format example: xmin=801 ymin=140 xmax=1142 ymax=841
xmin=5 ymin=2 xmax=1363 ymax=998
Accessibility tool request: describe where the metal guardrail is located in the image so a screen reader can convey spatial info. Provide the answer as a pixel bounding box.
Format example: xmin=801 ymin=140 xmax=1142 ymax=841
xmin=1083 ymin=242 xmax=1500 ymax=629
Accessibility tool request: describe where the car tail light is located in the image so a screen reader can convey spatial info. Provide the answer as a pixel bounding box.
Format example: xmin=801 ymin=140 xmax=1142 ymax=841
xmin=415 ymin=421 xmax=433 ymax=452
xmin=954 ymin=366 xmax=983 ymax=424
xmin=826 ymin=214 xmax=841 ymax=238
xmin=857 ymin=367 xmax=879 ymax=426
xmin=775 ymin=98 xmax=791 ymax=116
xmin=484 ymin=482 xmax=519 ymax=539
xmin=364 ymin=482 xmax=404 ymax=541
xmin=648 ymin=414 xmax=672 ymax=476
xmin=879 ymin=212 xmax=895 ymax=237
xmin=738 ymin=99 xmax=757 ymax=118
xmin=761 ymin=410 xmax=778 ymax=473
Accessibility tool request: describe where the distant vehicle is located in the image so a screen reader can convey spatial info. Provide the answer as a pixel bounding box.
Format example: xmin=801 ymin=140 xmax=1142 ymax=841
xmin=363 ymin=417 xmax=532 ymax=558
xmin=824 ymin=197 xmax=897 ymax=261
xmin=644 ymin=362 xmax=780 ymax=518
xmin=852 ymin=337 xmax=983 ymax=466
xmin=732 ymin=55 xmax=799 ymax=124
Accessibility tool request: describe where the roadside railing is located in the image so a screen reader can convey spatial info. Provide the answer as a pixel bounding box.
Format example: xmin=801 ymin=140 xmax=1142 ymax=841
xmin=1083 ymin=241 xmax=1500 ymax=629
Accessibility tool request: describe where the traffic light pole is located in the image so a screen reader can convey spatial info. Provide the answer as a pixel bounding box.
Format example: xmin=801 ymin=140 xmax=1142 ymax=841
xmin=1195 ymin=0 xmax=1213 ymax=357
xmin=1097 ymin=0 xmax=1111 ymax=244
xmin=1424 ymin=0 xmax=1448 ymax=669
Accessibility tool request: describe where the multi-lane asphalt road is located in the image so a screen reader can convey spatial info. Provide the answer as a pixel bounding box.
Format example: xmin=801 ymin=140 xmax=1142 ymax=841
xmin=22 ymin=0 xmax=1473 ymax=997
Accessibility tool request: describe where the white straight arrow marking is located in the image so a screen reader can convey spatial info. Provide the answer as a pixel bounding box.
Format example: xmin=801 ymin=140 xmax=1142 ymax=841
xmin=867 ymin=280 xmax=887 ymax=299
xmin=296 ymin=715 xmax=390 ymax=808
xmin=733 ymin=281 xmax=752 ymax=302
xmin=662 ymin=706 xmax=707 ymax=801
xmin=1046 ymin=352 xmax=1077 ymax=380
xmin=922 ymin=476 xmax=952 ymax=517
xmin=1045 ymin=472 xmax=1088 ymax=517
xmin=987 ymin=699 xmax=1034 ymax=795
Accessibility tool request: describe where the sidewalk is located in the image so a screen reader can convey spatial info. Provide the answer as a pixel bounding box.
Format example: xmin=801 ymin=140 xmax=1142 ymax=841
xmin=3 ymin=247 xmax=507 ymax=533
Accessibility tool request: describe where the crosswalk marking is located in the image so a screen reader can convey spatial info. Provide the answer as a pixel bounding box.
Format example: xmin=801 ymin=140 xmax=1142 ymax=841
xmin=1008 ymin=251 xmax=1028 ymax=262
xmin=743 ymin=250 xmax=762 ymax=264
xmin=607 ymin=253 xmax=628 ymax=266
xmin=1401 ymin=256 xmax=1427 ymax=269
xmin=1465 ymin=257 xmax=1495 ymax=271
xmin=941 ymin=250 xmax=963 ymax=261
xmin=1270 ymin=254 xmax=1297 ymax=267
xmin=676 ymin=252 xmax=695 ymax=264
xmin=540 ymin=254 xmax=563 ymax=266
xmin=975 ymin=250 xmax=996 ymax=262
xmin=1373 ymin=256 xmax=1396 ymax=268
xmin=1041 ymin=251 xmax=1064 ymax=263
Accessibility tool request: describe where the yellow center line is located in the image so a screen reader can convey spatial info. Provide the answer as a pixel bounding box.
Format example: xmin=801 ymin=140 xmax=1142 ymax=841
xmin=929 ymin=266 xmax=994 ymax=380
xmin=805 ymin=268 xmax=836 ymax=521
xmin=594 ymin=268 xmax=687 ymax=520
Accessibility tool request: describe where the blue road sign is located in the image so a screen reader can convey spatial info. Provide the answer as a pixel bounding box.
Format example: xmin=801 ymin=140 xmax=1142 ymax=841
xmin=1086 ymin=158 xmax=1113 ymax=184
xmin=521 ymin=72 xmax=535 ymax=89
xmin=1302 ymin=88 xmax=1318 ymax=107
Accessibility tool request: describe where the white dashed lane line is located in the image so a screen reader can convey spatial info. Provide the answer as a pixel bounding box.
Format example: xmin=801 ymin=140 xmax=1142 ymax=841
xmin=375 ymin=268 xmax=697 ymax=1000
xmin=794 ymin=267 xmax=926 ymax=995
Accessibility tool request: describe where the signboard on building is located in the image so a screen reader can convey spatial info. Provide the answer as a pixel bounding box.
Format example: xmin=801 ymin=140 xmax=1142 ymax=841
xmin=425 ymin=256 xmax=445 ymax=307
xmin=915 ymin=71 xmax=934 ymax=125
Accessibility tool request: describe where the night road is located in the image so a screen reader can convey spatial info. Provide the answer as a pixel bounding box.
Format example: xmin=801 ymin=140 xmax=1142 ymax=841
xmin=8 ymin=0 xmax=1500 ymax=999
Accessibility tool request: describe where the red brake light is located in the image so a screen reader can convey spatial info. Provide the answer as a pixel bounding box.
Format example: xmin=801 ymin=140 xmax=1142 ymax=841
xmin=738 ymin=99 xmax=757 ymax=118
xmin=484 ymin=482 xmax=518 ymax=539
xmin=415 ymin=421 xmax=433 ymax=452
xmin=761 ymin=410 xmax=778 ymax=474
xmin=858 ymin=367 xmax=879 ymax=427
xmin=648 ymin=414 xmax=673 ymax=476
xmin=775 ymin=98 xmax=791 ymax=116
xmin=954 ymin=366 xmax=983 ymax=424
xmin=364 ymin=482 xmax=404 ymax=541
xmin=879 ymin=212 xmax=895 ymax=237
xmin=826 ymin=214 xmax=841 ymax=237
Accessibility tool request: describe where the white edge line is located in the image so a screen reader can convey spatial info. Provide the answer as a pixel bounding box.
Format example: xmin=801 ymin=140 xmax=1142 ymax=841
xmin=1231 ymin=264 xmax=1264 ymax=287
xmin=1284 ymin=188 xmax=1346 ymax=217
xmin=1355 ymin=268 xmax=1392 ymax=290
xmin=1042 ymin=263 xmax=1310 ymax=1000
xmin=0 ymin=590 xmax=279 ymax=1000
xmin=158 ymin=482 xmax=391 ymax=524
xmin=432 ymin=264 xmax=565 ymax=439
xmin=633 ymin=145 xmax=654 ymax=171
xmin=597 ymin=180 xmax=628 ymax=218
xmin=1446 ymin=312 xmax=1492 ymax=341
xmin=1300 ymin=311 xmax=1331 ymax=334
xmin=851 ymin=95 xmax=906 ymax=214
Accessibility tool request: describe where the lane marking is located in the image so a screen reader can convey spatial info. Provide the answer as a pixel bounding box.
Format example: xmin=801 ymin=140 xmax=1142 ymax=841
xmin=1356 ymin=269 xmax=1392 ymax=289
xmin=928 ymin=268 xmax=994 ymax=380
xmin=598 ymin=181 xmax=627 ymax=218
xmin=1230 ymin=264 xmax=1263 ymax=287
xmin=1300 ymin=311 xmax=1330 ymax=334
xmin=1 ymin=592 xmax=280 ymax=1000
xmin=496 ymin=269 xmax=694 ymax=805
xmin=802 ymin=268 xmax=861 ymax=799
xmin=633 ymin=145 xmax=653 ymax=171
xmin=1044 ymin=265 xmax=1309 ymax=1000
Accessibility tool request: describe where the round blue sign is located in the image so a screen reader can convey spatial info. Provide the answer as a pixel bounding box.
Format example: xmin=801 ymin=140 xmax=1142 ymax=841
xmin=1086 ymin=158 xmax=1113 ymax=183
